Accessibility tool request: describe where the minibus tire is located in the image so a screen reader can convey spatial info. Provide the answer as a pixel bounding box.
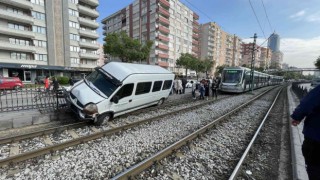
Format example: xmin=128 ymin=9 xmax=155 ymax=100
xmin=157 ymin=98 xmax=164 ymax=106
xmin=95 ymin=113 xmax=111 ymax=126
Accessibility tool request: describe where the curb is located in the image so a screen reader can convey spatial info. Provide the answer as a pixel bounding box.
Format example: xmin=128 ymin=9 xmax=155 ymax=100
xmin=287 ymin=85 xmax=308 ymax=180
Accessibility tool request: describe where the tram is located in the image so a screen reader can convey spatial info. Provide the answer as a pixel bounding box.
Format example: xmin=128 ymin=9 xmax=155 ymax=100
xmin=220 ymin=67 xmax=283 ymax=93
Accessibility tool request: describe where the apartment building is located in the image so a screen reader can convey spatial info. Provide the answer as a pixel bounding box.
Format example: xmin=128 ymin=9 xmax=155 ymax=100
xmin=101 ymin=0 xmax=200 ymax=75
xmin=199 ymin=22 xmax=242 ymax=75
xmin=241 ymin=43 xmax=261 ymax=68
xmin=270 ymin=51 xmax=283 ymax=69
xmin=0 ymin=0 xmax=99 ymax=82
xmin=259 ymin=47 xmax=272 ymax=70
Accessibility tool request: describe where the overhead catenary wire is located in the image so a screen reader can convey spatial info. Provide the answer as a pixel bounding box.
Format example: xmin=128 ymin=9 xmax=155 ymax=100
xmin=248 ymin=0 xmax=266 ymax=39
xmin=260 ymin=0 xmax=273 ymax=33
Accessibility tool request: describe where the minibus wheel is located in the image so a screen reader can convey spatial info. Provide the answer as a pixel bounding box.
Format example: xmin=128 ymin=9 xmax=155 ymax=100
xmin=157 ymin=98 xmax=164 ymax=106
xmin=95 ymin=113 xmax=111 ymax=126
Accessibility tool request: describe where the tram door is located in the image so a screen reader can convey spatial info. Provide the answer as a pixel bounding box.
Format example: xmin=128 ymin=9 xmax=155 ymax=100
xmin=24 ymin=71 xmax=31 ymax=82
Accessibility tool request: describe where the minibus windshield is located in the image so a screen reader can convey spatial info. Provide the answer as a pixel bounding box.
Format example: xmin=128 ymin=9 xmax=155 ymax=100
xmin=85 ymin=70 xmax=118 ymax=97
xmin=222 ymin=70 xmax=243 ymax=83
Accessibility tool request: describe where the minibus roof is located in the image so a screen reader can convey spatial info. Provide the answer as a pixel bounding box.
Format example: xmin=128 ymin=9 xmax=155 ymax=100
xmin=102 ymin=62 xmax=173 ymax=81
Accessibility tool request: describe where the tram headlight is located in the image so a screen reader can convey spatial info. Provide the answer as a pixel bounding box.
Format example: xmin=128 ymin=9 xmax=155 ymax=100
xmin=83 ymin=103 xmax=98 ymax=115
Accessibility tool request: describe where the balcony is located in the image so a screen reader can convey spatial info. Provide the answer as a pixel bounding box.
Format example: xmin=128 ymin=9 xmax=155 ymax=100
xmin=0 ymin=40 xmax=36 ymax=53
xmin=78 ymin=5 xmax=99 ymax=18
xmin=79 ymin=0 xmax=99 ymax=7
xmin=0 ymin=26 xmax=35 ymax=39
xmin=192 ymin=34 xmax=199 ymax=39
xmin=158 ymin=7 xmax=170 ymax=17
xmin=2 ymin=0 xmax=33 ymax=10
xmin=0 ymin=10 xmax=33 ymax=25
xmin=159 ymin=0 xmax=170 ymax=8
xmin=192 ymin=27 xmax=199 ymax=33
xmin=156 ymin=53 xmax=169 ymax=59
xmin=157 ymin=35 xmax=169 ymax=42
xmin=193 ymin=21 xmax=199 ymax=26
xmin=79 ymin=41 xmax=99 ymax=49
xmin=79 ymin=52 xmax=99 ymax=59
xmin=192 ymin=40 xmax=199 ymax=45
xmin=71 ymin=63 xmax=96 ymax=69
xmin=193 ymin=13 xmax=199 ymax=20
xmin=157 ymin=26 xmax=170 ymax=34
xmin=158 ymin=16 xmax=169 ymax=26
xmin=79 ymin=29 xmax=99 ymax=39
xmin=157 ymin=61 xmax=169 ymax=68
xmin=157 ymin=44 xmax=169 ymax=51
xmin=192 ymin=47 xmax=199 ymax=52
xmin=78 ymin=17 xmax=99 ymax=29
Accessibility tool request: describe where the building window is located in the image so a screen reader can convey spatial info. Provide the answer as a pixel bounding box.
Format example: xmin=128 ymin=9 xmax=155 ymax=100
xmin=9 ymin=38 xmax=31 ymax=46
xmin=68 ymin=9 xmax=79 ymax=17
xmin=31 ymin=0 xmax=45 ymax=6
xmin=70 ymin=34 xmax=80 ymax=41
xmin=11 ymin=52 xmax=32 ymax=60
xmin=8 ymin=23 xmax=28 ymax=31
xmin=70 ymin=46 xmax=80 ymax=52
xmin=33 ymin=40 xmax=47 ymax=47
xmin=71 ymin=58 xmax=80 ymax=64
xmin=32 ymin=11 xmax=45 ymax=20
xmin=35 ymin=54 xmax=47 ymax=61
xmin=69 ymin=21 xmax=79 ymax=29
xmin=68 ymin=0 xmax=78 ymax=4
xmin=7 ymin=7 xmax=24 ymax=15
xmin=32 ymin=25 xmax=46 ymax=34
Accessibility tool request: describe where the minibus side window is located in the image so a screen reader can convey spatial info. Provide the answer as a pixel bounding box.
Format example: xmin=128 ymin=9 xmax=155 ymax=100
xmin=152 ymin=81 xmax=163 ymax=92
xmin=162 ymin=80 xmax=173 ymax=90
xmin=135 ymin=82 xmax=152 ymax=95
xmin=115 ymin=83 xmax=134 ymax=99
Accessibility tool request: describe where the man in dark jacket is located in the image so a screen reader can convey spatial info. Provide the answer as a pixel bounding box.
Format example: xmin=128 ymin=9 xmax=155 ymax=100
xmin=181 ymin=77 xmax=187 ymax=94
xmin=291 ymin=84 xmax=320 ymax=180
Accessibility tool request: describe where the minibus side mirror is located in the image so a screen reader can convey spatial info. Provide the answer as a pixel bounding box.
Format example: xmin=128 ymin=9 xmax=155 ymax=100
xmin=112 ymin=96 xmax=119 ymax=104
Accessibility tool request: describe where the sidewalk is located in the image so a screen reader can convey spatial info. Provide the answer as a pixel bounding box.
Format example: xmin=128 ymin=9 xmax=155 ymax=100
xmin=287 ymin=85 xmax=308 ymax=180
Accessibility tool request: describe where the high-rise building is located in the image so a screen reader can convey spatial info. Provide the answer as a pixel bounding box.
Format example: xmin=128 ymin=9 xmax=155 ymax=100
xmin=268 ymin=32 xmax=280 ymax=52
xmin=101 ymin=0 xmax=200 ymax=75
xmin=241 ymin=43 xmax=261 ymax=68
xmin=0 ymin=0 xmax=100 ymax=82
xmin=200 ymin=22 xmax=242 ymax=75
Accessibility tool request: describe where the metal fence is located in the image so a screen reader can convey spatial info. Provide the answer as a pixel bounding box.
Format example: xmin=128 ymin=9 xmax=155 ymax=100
xmin=0 ymin=85 xmax=67 ymax=113
xmin=291 ymin=82 xmax=310 ymax=100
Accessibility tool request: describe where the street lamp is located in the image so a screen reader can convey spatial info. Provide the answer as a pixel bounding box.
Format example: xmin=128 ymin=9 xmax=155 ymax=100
xmin=250 ymin=33 xmax=257 ymax=93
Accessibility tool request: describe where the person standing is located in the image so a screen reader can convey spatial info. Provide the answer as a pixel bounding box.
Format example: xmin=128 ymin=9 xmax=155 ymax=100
xmin=191 ymin=81 xmax=196 ymax=99
xmin=211 ymin=78 xmax=218 ymax=99
xmin=177 ymin=78 xmax=183 ymax=94
xmin=44 ymin=75 xmax=50 ymax=92
xmin=182 ymin=77 xmax=187 ymax=94
xmin=204 ymin=80 xmax=210 ymax=100
xmin=69 ymin=76 xmax=74 ymax=86
xmin=52 ymin=77 xmax=59 ymax=93
xmin=199 ymin=81 xmax=205 ymax=100
xmin=291 ymin=85 xmax=320 ymax=180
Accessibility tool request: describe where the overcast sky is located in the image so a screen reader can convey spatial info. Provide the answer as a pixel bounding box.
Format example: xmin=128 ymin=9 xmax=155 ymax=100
xmin=97 ymin=0 xmax=320 ymax=68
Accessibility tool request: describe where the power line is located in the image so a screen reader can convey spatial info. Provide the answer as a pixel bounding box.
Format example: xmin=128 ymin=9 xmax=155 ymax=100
xmin=182 ymin=0 xmax=232 ymax=34
xmin=248 ymin=0 xmax=266 ymax=39
xmin=260 ymin=0 xmax=273 ymax=33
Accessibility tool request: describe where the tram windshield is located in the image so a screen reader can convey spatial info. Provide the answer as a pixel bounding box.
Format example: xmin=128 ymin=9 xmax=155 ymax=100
xmin=222 ymin=70 xmax=243 ymax=83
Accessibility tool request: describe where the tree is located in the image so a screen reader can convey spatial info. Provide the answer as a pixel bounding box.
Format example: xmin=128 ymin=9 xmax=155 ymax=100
xmin=215 ymin=65 xmax=229 ymax=77
xmin=103 ymin=31 xmax=153 ymax=63
xmin=176 ymin=53 xmax=196 ymax=77
xmin=315 ymin=56 xmax=320 ymax=69
xmin=202 ymin=58 xmax=215 ymax=78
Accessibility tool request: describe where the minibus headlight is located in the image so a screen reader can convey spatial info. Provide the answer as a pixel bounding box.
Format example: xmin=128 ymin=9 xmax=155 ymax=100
xmin=83 ymin=103 xmax=98 ymax=115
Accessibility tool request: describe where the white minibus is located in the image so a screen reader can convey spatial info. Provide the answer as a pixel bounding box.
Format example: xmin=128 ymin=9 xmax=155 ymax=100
xmin=67 ymin=62 xmax=174 ymax=125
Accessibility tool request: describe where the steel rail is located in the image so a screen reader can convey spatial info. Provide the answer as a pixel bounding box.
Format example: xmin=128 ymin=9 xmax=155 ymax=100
xmin=0 ymin=93 xmax=226 ymax=167
xmin=112 ymin=86 xmax=281 ymax=179
xmin=228 ymin=87 xmax=283 ymax=180
xmin=0 ymin=95 xmax=207 ymax=146
xmin=0 ymin=86 xmax=275 ymax=167
xmin=0 ymin=122 xmax=88 ymax=145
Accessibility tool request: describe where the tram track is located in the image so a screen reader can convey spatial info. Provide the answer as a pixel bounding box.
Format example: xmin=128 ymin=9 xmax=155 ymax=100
xmin=113 ymin=86 xmax=284 ymax=179
xmin=0 ymin=93 xmax=233 ymax=166
xmin=0 ymin=86 xmax=278 ymax=178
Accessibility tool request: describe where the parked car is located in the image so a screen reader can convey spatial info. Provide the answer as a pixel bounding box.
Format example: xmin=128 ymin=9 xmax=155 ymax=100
xmin=311 ymin=77 xmax=320 ymax=87
xmin=0 ymin=77 xmax=24 ymax=90
xmin=35 ymin=75 xmax=46 ymax=84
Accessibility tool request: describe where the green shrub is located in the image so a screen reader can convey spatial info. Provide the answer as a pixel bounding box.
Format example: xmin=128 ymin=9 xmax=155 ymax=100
xmin=57 ymin=76 xmax=69 ymax=85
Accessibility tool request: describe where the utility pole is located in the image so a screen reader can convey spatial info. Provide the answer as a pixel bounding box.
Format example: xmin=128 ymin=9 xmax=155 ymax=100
xmin=250 ymin=33 xmax=257 ymax=93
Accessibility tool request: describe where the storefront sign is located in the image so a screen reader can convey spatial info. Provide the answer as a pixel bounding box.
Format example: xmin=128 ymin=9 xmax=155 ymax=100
xmin=21 ymin=64 xmax=38 ymax=69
